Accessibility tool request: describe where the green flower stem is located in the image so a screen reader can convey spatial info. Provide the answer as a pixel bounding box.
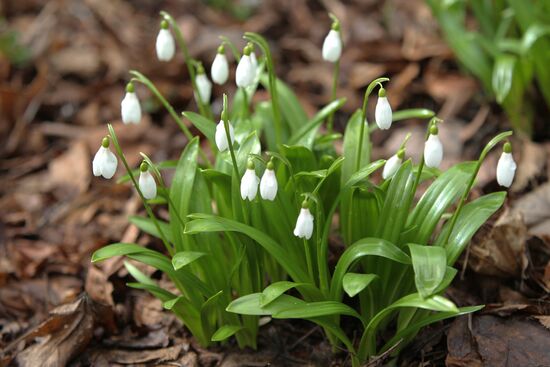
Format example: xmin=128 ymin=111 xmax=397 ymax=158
xmin=241 ymin=87 xmax=249 ymax=119
xmin=160 ymin=11 xmax=212 ymax=120
xmin=222 ymin=94 xmax=240 ymax=178
xmin=326 ymin=60 xmax=340 ymax=133
xmin=441 ymin=130 xmax=513 ymax=246
xmin=219 ymin=36 xmax=241 ymax=61
xmin=107 ymin=124 xmax=174 ymax=256
xmin=303 ymin=238 xmax=315 ymax=285
xmin=244 ymin=32 xmax=282 ymax=148
xmin=355 ymin=77 xmax=390 ymax=172
xmin=129 ymin=71 xmax=211 ymax=168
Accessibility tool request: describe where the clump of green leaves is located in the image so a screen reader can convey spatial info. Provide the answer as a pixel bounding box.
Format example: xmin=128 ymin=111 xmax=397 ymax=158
xmin=426 ymin=0 xmax=550 ymax=137
xmin=91 ymin=11 xmax=513 ymax=365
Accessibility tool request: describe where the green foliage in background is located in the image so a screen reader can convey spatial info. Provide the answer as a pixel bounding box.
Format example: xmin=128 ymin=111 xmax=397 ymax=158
xmin=91 ymin=11 xmax=512 ymax=365
xmin=426 ymin=0 xmax=550 ymax=137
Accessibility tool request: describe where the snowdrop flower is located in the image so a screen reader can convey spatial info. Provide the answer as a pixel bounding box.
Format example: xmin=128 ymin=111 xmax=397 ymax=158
xmin=236 ymin=45 xmax=255 ymax=88
xmin=156 ymin=20 xmax=175 ymax=62
xmin=138 ymin=162 xmax=157 ymax=200
xmin=195 ymin=64 xmax=212 ymax=103
xmin=375 ymin=87 xmax=392 ymax=130
xmin=92 ymin=137 xmax=118 ymax=179
xmin=121 ymin=83 xmax=142 ymax=125
xmin=260 ymin=160 xmax=278 ymax=201
xmin=383 ymin=149 xmax=404 ymax=179
xmin=215 ymin=113 xmax=235 ymax=152
xmin=241 ymin=160 xmax=259 ymax=201
xmin=424 ymin=126 xmax=443 ymax=168
xmin=211 ymin=45 xmax=229 ymax=85
xmin=293 ymin=201 xmax=314 ymax=240
xmin=496 ymin=142 xmax=517 ymax=188
xmin=322 ymin=22 xmax=342 ymax=63
xmin=247 ymin=42 xmax=259 ymax=77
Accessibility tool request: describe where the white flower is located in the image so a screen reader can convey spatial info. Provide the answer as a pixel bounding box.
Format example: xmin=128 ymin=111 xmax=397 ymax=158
xmin=424 ymin=131 xmax=443 ymax=168
xmin=236 ymin=52 xmax=255 ymax=88
xmin=250 ymin=50 xmax=259 ymax=77
xmin=215 ymin=120 xmax=235 ymax=152
xmin=139 ymin=166 xmax=157 ymax=200
xmin=382 ymin=153 xmax=403 ymax=179
xmin=293 ymin=206 xmax=314 ymax=240
xmin=195 ymin=73 xmax=212 ymax=103
xmin=375 ymin=89 xmax=392 ymax=130
xmin=240 ymin=164 xmax=259 ymax=201
xmin=496 ymin=146 xmax=516 ymax=188
xmin=155 ymin=24 xmax=175 ymax=62
xmin=322 ymin=29 xmax=342 ymax=63
xmin=121 ymin=84 xmax=141 ymax=125
xmin=211 ymin=50 xmax=229 ymax=85
xmin=260 ymin=164 xmax=278 ymax=201
xmin=92 ymin=139 xmax=117 ymax=179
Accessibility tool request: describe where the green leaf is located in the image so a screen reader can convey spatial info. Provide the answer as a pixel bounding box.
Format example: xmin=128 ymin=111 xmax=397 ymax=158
xmin=408 ymin=244 xmax=447 ymax=298
xmin=436 ymin=192 xmax=505 ymax=265
xmin=235 ymin=131 xmax=262 ymax=174
xmin=185 ymin=214 xmax=310 ymax=283
xmin=227 ymin=293 xmax=306 ymax=316
xmin=342 ymin=273 xmax=378 ymax=298
xmin=92 ymin=242 xmax=153 ymax=262
xmin=260 ymin=281 xmax=306 ymax=307
xmin=288 ymin=98 xmax=347 ymax=147
xmin=181 ymin=111 xmax=216 ymax=144
xmin=172 ymin=251 xmax=207 ymax=270
xmin=127 ymin=282 xmax=176 ymax=302
xmin=128 ymin=216 xmax=173 ymax=243
xmin=330 ymin=238 xmax=411 ymax=301
xmin=200 ymin=290 xmax=224 ymax=339
xmin=492 ymin=54 xmax=516 ymax=103
xmin=342 ymin=110 xmax=369 ymax=184
xmin=211 ymin=325 xmax=244 ymax=342
xmin=274 ymin=301 xmax=366 ymax=326
xmin=124 ymin=261 xmax=156 ymax=286
xmin=261 ymin=75 xmax=307 ymax=133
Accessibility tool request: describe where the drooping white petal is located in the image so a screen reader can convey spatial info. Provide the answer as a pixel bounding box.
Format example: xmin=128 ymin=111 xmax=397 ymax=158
xmin=156 ymin=28 xmax=175 ymax=62
xmin=382 ymin=154 xmax=402 ymax=179
xmin=236 ymin=55 xmax=255 ymax=88
xmin=139 ymin=170 xmax=157 ymax=199
xmin=215 ymin=120 xmax=235 ymax=152
xmin=211 ymin=53 xmax=229 ymax=85
xmin=260 ymin=168 xmax=278 ymax=201
xmin=92 ymin=146 xmax=117 ymax=179
xmin=250 ymin=51 xmax=259 ymax=77
xmin=496 ymin=152 xmax=517 ymax=188
xmin=322 ymin=29 xmax=342 ymax=62
xmin=293 ymin=208 xmax=314 ymax=240
xmin=240 ymin=168 xmax=259 ymax=201
xmin=121 ymin=92 xmax=142 ymax=125
xmin=375 ymin=96 xmax=392 ymax=130
xmin=424 ymin=134 xmax=443 ymax=168
xmin=195 ymin=74 xmax=212 ymax=103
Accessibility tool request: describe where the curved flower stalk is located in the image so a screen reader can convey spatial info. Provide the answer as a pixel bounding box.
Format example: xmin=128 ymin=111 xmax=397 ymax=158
xmin=260 ymin=160 xmax=278 ymax=201
xmin=156 ymin=20 xmax=175 ymax=62
xmin=374 ymin=87 xmax=392 ymax=130
xmin=424 ymin=125 xmax=444 ymax=168
xmin=211 ymin=45 xmax=229 ymax=85
xmin=496 ymin=142 xmax=516 ymax=188
xmin=121 ymin=82 xmax=142 ymax=125
xmin=195 ymin=63 xmax=212 ymax=104
xmin=92 ymin=137 xmax=118 ymax=179
xmin=138 ymin=162 xmax=157 ymax=200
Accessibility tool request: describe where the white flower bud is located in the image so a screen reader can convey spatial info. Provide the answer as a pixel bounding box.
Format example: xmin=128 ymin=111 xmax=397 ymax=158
xmin=382 ymin=153 xmax=403 ymax=179
xmin=240 ymin=164 xmax=259 ymax=201
xmin=139 ymin=167 xmax=157 ymax=200
xmin=322 ymin=29 xmax=342 ymax=63
xmin=195 ymin=73 xmax=212 ymax=103
xmin=155 ymin=26 xmax=175 ymax=62
xmin=375 ymin=89 xmax=392 ymax=130
xmin=250 ymin=51 xmax=259 ymax=76
xmin=293 ymin=205 xmax=314 ymax=240
xmin=424 ymin=131 xmax=443 ymax=168
xmin=215 ymin=120 xmax=234 ymax=152
xmin=236 ymin=54 xmax=255 ymax=88
xmin=496 ymin=145 xmax=516 ymax=188
xmin=92 ymin=139 xmax=118 ymax=179
xmin=121 ymin=85 xmax=141 ymax=125
xmin=260 ymin=164 xmax=278 ymax=201
xmin=211 ymin=51 xmax=229 ymax=85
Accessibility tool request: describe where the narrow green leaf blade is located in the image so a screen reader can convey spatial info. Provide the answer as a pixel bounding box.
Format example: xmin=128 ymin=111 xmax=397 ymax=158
xmin=408 ymin=244 xmax=447 ymax=298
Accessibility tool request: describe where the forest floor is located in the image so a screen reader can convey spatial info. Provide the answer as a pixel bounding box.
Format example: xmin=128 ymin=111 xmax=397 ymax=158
xmin=1 ymin=0 xmax=550 ymax=366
